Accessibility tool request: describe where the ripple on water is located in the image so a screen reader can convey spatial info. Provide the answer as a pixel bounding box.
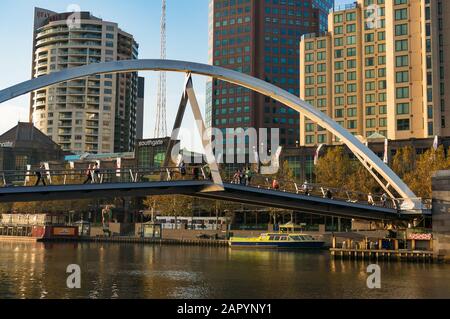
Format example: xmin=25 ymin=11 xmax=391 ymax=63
xmin=1 ymin=243 xmax=450 ymax=299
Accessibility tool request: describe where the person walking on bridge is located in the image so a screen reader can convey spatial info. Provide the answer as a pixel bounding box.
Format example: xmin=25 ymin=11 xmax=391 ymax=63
xmin=368 ymin=193 xmax=375 ymax=206
xmin=232 ymin=170 xmax=240 ymax=184
xmin=93 ymin=162 xmax=100 ymax=183
xmin=245 ymin=167 xmax=253 ymax=186
xmin=193 ymin=166 xmax=200 ymax=180
xmin=83 ymin=164 xmax=94 ymax=184
xmin=381 ymin=193 xmax=388 ymax=208
xmin=34 ymin=164 xmax=46 ymax=186
xmin=272 ymin=178 xmax=280 ymax=190
xmin=326 ymin=189 xmax=334 ymax=200
xmin=302 ymin=181 xmax=310 ymax=196
xmin=179 ymin=160 xmax=186 ymax=180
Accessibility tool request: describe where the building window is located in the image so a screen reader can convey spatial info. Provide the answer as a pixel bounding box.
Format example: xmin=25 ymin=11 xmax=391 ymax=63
xmin=366 ymin=106 xmax=376 ymax=115
xmin=396 ymin=87 xmax=410 ymax=99
xmin=396 ymin=71 xmax=409 ymax=83
xmin=397 ymin=119 xmax=410 ymax=131
xmin=396 ymin=55 xmax=409 ymax=67
xmin=366 ymin=119 xmax=376 ymax=128
xmin=395 ymin=8 xmax=408 ymax=21
xmin=347 ymin=120 xmax=357 ymax=129
xmin=347 ymin=108 xmax=357 ymax=117
xmin=305 ymin=135 xmax=315 ymax=144
xmin=395 ymin=24 xmax=408 ymax=36
xmin=395 ymin=39 xmax=408 ymax=52
xmin=335 ymin=109 xmax=344 ymax=118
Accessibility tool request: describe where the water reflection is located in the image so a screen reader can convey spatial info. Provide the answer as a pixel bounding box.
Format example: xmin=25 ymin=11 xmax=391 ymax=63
xmin=0 ymin=242 xmax=449 ymax=299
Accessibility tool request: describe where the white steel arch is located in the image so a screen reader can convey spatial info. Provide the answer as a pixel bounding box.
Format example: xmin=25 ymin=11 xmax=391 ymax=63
xmin=0 ymin=59 xmax=420 ymax=209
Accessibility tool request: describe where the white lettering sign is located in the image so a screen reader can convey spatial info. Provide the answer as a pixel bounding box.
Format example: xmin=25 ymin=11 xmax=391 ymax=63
xmin=138 ymin=140 xmax=165 ymax=147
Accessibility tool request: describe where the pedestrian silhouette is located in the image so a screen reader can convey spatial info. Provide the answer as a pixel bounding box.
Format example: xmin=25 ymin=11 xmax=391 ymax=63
xmin=34 ymin=164 xmax=46 ymax=186
xmin=83 ymin=164 xmax=93 ymax=184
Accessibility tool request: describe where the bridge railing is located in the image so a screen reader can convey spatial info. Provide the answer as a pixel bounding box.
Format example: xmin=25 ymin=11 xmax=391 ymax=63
xmin=226 ymin=174 xmax=402 ymax=210
xmin=0 ymin=166 xmax=206 ymax=186
xmin=0 ymin=166 xmax=428 ymax=211
xmin=0 ymin=164 xmax=224 ymax=186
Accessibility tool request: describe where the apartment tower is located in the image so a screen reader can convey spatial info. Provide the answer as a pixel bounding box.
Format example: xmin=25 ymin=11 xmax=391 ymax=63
xmin=30 ymin=8 xmax=144 ymax=154
xmin=299 ymin=0 xmax=450 ymax=146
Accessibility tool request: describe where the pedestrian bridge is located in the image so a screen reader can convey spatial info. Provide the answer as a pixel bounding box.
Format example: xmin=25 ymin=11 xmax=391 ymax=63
xmin=0 ymin=59 xmax=429 ymax=218
xmin=0 ymin=176 xmax=425 ymax=222
xmin=0 ymin=59 xmax=423 ymax=211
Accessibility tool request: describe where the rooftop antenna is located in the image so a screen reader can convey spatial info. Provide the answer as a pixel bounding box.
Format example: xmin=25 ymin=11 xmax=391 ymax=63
xmin=154 ymin=0 xmax=167 ymax=138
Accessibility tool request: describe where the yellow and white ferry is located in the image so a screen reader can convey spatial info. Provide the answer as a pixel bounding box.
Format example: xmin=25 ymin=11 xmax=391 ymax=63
xmin=229 ymin=233 xmax=325 ymax=249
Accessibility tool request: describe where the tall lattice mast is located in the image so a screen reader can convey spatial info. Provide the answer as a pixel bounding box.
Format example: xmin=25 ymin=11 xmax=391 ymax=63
xmin=154 ymin=0 xmax=167 ymax=137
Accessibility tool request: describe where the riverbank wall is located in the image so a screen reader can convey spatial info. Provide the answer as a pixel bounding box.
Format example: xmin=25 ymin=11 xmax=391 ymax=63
xmin=42 ymin=236 xmax=229 ymax=247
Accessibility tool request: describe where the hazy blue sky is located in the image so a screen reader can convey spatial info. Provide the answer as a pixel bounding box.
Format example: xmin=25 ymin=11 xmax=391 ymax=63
xmin=0 ymin=0 xmax=352 ymax=150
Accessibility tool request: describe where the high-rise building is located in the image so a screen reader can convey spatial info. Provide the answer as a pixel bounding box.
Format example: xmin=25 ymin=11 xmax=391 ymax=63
xmin=30 ymin=8 xmax=144 ymax=154
xmin=136 ymin=77 xmax=145 ymax=140
xmin=299 ymin=0 xmax=450 ymax=146
xmin=206 ymin=0 xmax=333 ymax=158
xmin=313 ymin=0 xmax=335 ymax=32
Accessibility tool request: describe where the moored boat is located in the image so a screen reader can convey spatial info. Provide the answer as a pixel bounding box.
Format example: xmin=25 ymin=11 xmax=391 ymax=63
xmin=229 ymin=233 xmax=325 ymax=249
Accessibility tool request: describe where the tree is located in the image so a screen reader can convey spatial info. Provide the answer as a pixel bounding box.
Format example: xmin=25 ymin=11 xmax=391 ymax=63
xmin=403 ymin=146 xmax=450 ymax=199
xmin=0 ymin=202 xmax=13 ymax=213
xmin=391 ymin=146 xmax=415 ymax=179
xmin=9 ymin=199 xmax=95 ymax=214
xmin=315 ymin=147 xmax=354 ymax=189
xmin=347 ymin=165 xmax=379 ymax=197
xmin=144 ymin=195 xmax=194 ymax=217
xmin=313 ymin=144 xmax=449 ymax=201
xmin=274 ymin=160 xmax=297 ymax=192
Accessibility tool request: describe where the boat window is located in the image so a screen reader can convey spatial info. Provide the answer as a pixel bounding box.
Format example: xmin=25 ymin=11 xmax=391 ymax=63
xmin=269 ymin=236 xmax=276 ymax=240
xmin=290 ymin=236 xmax=300 ymax=241
xmin=280 ymin=236 xmax=288 ymax=241
xmin=273 ymin=236 xmax=280 ymax=241
xmin=304 ymin=236 xmax=314 ymax=240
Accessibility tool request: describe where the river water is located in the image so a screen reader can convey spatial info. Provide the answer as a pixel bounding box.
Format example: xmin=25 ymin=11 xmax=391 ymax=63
xmin=0 ymin=242 xmax=449 ymax=299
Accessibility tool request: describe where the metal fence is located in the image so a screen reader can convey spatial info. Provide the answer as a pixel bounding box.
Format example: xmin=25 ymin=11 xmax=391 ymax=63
xmin=0 ymin=165 xmax=429 ymax=211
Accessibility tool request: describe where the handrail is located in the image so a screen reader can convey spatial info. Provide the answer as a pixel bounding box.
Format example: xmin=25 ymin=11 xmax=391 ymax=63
xmin=0 ymin=166 xmax=428 ymax=211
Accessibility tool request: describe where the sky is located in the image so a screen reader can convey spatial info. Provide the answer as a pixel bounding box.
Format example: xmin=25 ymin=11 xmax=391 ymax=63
xmin=0 ymin=0 xmax=352 ymax=151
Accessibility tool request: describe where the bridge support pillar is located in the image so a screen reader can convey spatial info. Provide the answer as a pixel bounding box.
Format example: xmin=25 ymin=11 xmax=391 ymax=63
xmin=432 ymin=170 xmax=450 ymax=262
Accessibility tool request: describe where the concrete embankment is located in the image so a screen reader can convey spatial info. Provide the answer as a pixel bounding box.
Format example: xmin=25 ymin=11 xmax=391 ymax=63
xmin=43 ymin=236 xmax=229 ymax=247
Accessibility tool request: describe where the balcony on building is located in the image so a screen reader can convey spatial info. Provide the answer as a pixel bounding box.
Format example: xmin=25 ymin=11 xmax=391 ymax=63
xmin=68 ymin=80 xmax=87 ymax=88
xmin=36 ymin=26 xmax=69 ymax=39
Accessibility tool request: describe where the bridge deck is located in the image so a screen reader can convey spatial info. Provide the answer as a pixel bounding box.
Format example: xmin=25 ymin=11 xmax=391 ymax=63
xmin=0 ymin=181 xmax=415 ymax=221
